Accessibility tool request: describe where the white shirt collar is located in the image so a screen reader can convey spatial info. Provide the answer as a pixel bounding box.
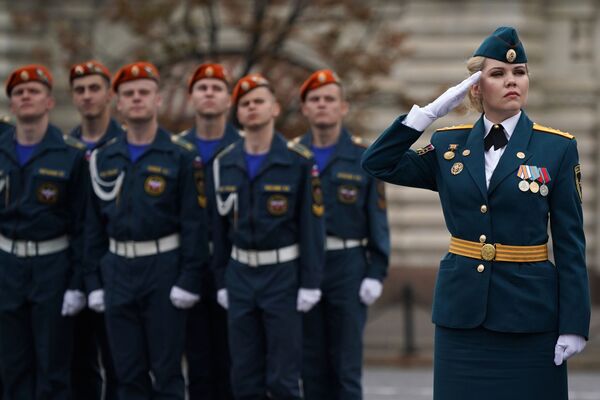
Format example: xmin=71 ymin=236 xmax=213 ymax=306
xmin=483 ymin=111 xmax=521 ymax=140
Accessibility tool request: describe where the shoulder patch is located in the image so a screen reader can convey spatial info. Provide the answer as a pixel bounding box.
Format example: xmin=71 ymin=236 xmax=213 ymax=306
xmin=171 ymin=135 xmax=195 ymax=151
xmin=533 ymin=123 xmax=574 ymax=140
xmin=351 ymin=135 xmax=370 ymax=148
xmin=436 ymin=124 xmax=474 ymax=132
xmin=287 ymin=141 xmax=313 ymax=159
xmin=63 ymin=134 xmax=87 ymax=150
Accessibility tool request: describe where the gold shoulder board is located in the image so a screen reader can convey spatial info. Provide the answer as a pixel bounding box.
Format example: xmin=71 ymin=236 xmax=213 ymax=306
xmin=287 ymin=141 xmax=313 ymax=159
xmin=171 ymin=135 xmax=195 ymax=151
xmin=63 ymin=135 xmax=87 ymax=150
xmin=352 ymin=135 xmax=370 ymax=148
xmin=215 ymin=142 xmax=236 ymax=160
xmin=533 ymin=123 xmax=574 ymax=140
xmin=436 ymin=124 xmax=474 ymax=132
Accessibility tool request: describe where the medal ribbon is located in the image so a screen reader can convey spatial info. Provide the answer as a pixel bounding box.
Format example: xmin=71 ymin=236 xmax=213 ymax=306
xmin=529 ymin=166 xmax=541 ymax=181
xmin=536 ymin=167 xmax=551 ymax=184
xmin=518 ymin=165 xmax=530 ymax=180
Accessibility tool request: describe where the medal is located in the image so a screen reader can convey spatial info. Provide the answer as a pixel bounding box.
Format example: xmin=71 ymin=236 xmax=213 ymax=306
xmin=444 ymin=144 xmax=458 ymax=160
xmin=519 ymin=180 xmax=530 ymax=191
xmin=537 ymin=167 xmax=551 ymax=197
xmin=517 ymin=165 xmax=531 ymax=192
xmin=529 ymin=181 xmax=539 ymax=193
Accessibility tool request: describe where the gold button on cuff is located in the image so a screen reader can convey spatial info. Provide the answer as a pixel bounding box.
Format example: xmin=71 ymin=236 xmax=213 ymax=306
xmin=479 ymin=235 xmax=487 ymax=243
xmin=480 ymin=205 xmax=488 ymax=213
xmin=477 ymin=264 xmax=485 ymax=273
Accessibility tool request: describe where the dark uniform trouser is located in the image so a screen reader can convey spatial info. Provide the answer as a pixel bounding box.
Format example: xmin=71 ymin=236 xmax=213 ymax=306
xmin=302 ymin=248 xmax=367 ymax=400
xmin=0 ymin=250 xmax=73 ymax=400
xmin=102 ymin=251 xmax=186 ymax=400
xmin=71 ymin=307 xmax=118 ymax=400
xmin=186 ymin=282 xmax=233 ymax=400
xmin=227 ymin=259 xmax=302 ymax=400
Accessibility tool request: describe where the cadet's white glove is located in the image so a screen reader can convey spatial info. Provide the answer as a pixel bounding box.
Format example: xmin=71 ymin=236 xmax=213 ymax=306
xmin=296 ymin=288 xmax=322 ymax=313
xmin=404 ymin=71 xmax=482 ymax=131
xmin=554 ymin=334 xmax=587 ymax=366
xmin=88 ymin=289 xmax=105 ymax=313
xmin=61 ymin=290 xmax=86 ymax=316
xmin=359 ymin=278 xmax=383 ymax=306
xmin=217 ymin=288 xmax=229 ymax=310
xmin=169 ymin=286 xmax=200 ymax=309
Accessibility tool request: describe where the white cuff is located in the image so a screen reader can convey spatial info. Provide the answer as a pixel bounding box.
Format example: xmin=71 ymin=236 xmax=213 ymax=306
xmin=402 ymin=104 xmax=435 ymax=132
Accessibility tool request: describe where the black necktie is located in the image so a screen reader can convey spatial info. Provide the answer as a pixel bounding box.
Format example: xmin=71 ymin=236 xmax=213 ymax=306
xmin=484 ymin=124 xmax=508 ymax=151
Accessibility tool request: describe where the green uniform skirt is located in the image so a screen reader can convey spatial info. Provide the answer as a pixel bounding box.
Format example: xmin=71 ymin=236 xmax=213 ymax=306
xmin=434 ymin=325 xmax=568 ymax=400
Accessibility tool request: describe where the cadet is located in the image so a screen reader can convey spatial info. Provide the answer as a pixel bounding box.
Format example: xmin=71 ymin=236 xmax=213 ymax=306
xmin=362 ymin=27 xmax=590 ymax=400
xmin=180 ymin=63 xmax=239 ymax=400
xmin=297 ymin=70 xmax=390 ymax=400
xmin=68 ymin=59 xmax=120 ymax=400
xmin=0 ymin=64 xmax=88 ymax=399
xmin=212 ymin=74 xmax=325 ymax=399
xmin=84 ymin=61 xmax=209 ymax=399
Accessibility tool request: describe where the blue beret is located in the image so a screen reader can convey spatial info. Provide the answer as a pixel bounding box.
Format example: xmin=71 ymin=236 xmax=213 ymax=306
xmin=473 ymin=26 xmax=527 ymax=64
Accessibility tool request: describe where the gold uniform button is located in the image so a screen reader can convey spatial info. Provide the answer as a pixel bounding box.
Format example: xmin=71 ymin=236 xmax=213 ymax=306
xmin=479 ymin=235 xmax=487 ymax=243
xmin=480 ymin=205 xmax=488 ymax=213
xmin=477 ymin=264 xmax=485 ymax=273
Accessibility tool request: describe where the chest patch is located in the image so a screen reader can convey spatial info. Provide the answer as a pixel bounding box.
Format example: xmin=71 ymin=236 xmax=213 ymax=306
xmin=338 ymin=184 xmax=359 ymax=204
xmin=37 ymin=182 xmax=59 ymax=204
xmin=144 ymin=175 xmax=166 ymax=196
xmin=267 ymin=194 xmax=288 ymax=216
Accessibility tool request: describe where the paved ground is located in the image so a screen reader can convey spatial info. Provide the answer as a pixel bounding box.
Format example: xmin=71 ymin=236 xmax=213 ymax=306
xmin=363 ymin=367 xmax=600 ymax=400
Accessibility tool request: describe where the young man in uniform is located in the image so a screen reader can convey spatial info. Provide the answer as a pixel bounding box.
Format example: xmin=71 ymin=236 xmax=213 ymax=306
xmin=298 ymin=70 xmax=390 ymax=400
xmin=0 ymin=64 xmax=88 ymax=399
xmin=212 ymin=74 xmax=325 ymax=399
xmin=181 ymin=63 xmax=240 ymax=400
xmin=68 ymin=59 xmax=121 ymax=400
xmin=84 ymin=61 xmax=209 ymax=399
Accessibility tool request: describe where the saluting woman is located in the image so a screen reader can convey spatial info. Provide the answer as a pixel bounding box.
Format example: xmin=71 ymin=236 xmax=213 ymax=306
xmin=361 ymin=26 xmax=590 ymax=400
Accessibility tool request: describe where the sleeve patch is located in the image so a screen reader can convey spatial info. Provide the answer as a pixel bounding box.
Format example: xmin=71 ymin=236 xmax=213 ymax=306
xmin=416 ymin=143 xmax=435 ymax=156
xmin=574 ymin=164 xmax=582 ymax=202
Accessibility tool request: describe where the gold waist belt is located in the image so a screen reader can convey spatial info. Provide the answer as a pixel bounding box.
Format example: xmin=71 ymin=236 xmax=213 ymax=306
xmin=449 ymin=237 xmax=548 ymax=262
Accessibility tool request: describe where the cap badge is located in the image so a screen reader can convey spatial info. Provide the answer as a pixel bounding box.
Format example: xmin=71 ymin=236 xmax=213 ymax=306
xmin=206 ymin=66 xmax=214 ymax=77
xmin=20 ymin=70 xmax=29 ymax=81
xmin=131 ymin=65 xmax=140 ymax=77
xmin=241 ymin=81 xmax=250 ymax=91
xmin=506 ymin=49 xmax=517 ymax=63
xmin=318 ymin=72 xmax=326 ymax=83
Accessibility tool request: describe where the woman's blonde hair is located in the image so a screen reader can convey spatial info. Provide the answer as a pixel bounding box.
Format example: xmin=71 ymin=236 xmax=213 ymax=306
xmin=466 ymin=56 xmax=486 ymax=113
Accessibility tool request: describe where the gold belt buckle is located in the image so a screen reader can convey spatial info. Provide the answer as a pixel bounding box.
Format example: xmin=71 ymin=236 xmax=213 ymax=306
xmin=481 ymin=243 xmax=496 ymax=261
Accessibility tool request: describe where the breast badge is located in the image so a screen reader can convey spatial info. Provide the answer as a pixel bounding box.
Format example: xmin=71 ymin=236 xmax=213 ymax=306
xmin=450 ymin=162 xmax=463 ymax=175
xmin=37 ymin=182 xmax=59 ymax=204
xmin=267 ymin=194 xmax=288 ymax=216
xmin=144 ymin=175 xmax=166 ymax=196
xmin=338 ymin=184 xmax=359 ymax=204
xmin=517 ymin=165 xmax=551 ymax=196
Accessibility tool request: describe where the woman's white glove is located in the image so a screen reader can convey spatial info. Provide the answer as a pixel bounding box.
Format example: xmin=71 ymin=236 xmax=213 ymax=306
xmin=404 ymin=71 xmax=482 ymax=131
xmin=296 ymin=288 xmax=322 ymax=312
xmin=359 ymin=278 xmax=383 ymax=305
xmin=88 ymin=289 xmax=105 ymax=313
xmin=554 ymin=334 xmax=587 ymax=366
xmin=169 ymin=286 xmax=200 ymax=309
xmin=217 ymin=288 xmax=229 ymax=310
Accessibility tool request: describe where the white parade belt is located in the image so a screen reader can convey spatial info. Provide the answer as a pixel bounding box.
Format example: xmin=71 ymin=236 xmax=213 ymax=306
xmin=0 ymin=233 xmax=69 ymax=257
xmin=231 ymin=244 xmax=299 ymax=267
xmin=325 ymin=236 xmax=367 ymax=251
xmin=109 ymin=233 xmax=180 ymax=259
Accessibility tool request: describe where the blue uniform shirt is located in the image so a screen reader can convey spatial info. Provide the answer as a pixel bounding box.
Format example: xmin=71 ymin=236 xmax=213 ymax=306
xmin=301 ymin=129 xmax=390 ymax=280
xmin=84 ymin=128 xmax=210 ymax=294
xmin=15 ymin=142 xmax=38 ymax=166
xmin=310 ymin=143 xmax=336 ymax=172
xmin=128 ymin=143 xmax=150 ymax=163
xmin=195 ymin=137 xmax=222 ymax=162
xmin=361 ymin=111 xmax=590 ymax=338
xmin=212 ymin=133 xmax=325 ymax=289
xmin=244 ymin=152 xmax=268 ymax=180
xmin=0 ymin=124 xmax=88 ymax=289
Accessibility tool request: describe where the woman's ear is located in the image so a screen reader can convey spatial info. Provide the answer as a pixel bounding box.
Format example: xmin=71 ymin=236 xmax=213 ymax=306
xmin=470 ymin=83 xmax=480 ymax=99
